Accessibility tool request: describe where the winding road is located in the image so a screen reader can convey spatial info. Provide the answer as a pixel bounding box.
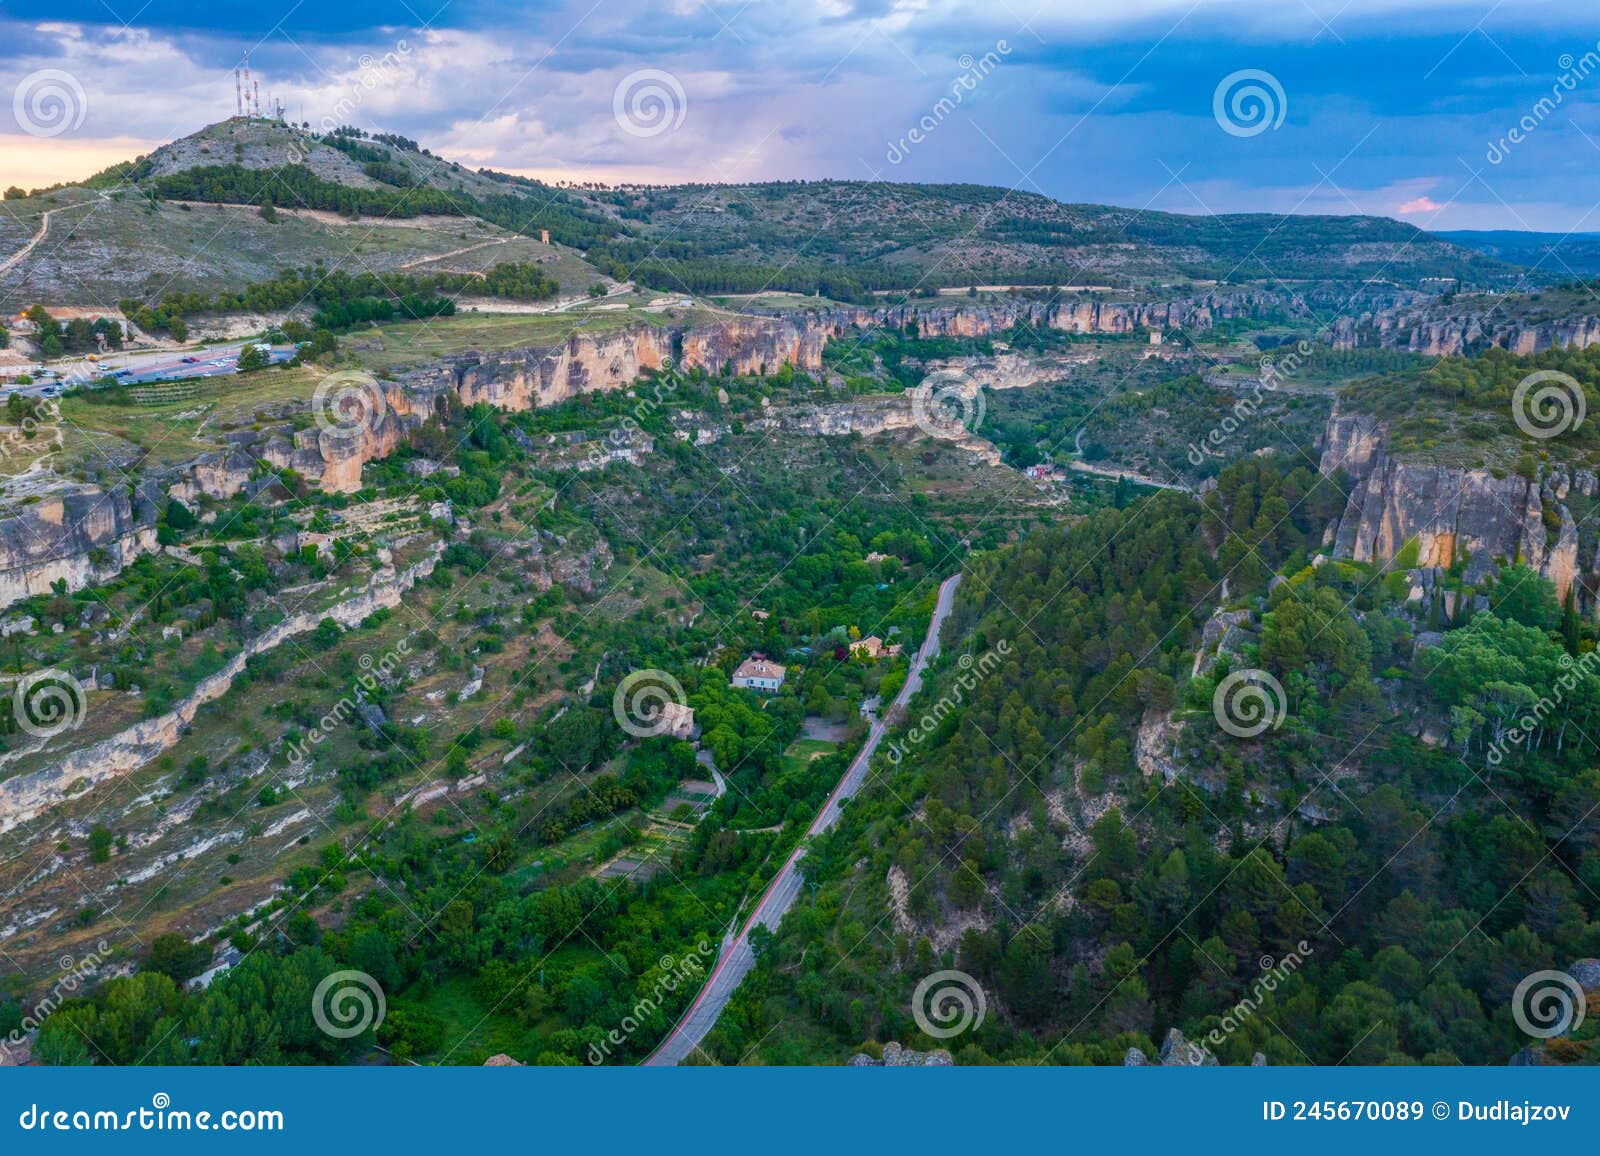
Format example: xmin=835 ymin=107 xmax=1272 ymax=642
xmin=644 ymin=572 xmax=962 ymax=1065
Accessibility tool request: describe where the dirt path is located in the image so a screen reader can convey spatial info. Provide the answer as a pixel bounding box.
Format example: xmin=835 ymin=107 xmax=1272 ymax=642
xmin=1066 ymin=458 xmax=1191 ymax=493
xmin=0 ymin=196 xmax=105 ymax=279
xmin=398 ymin=237 xmax=511 ymax=269
xmin=0 ymin=210 xmax=53 ymax=277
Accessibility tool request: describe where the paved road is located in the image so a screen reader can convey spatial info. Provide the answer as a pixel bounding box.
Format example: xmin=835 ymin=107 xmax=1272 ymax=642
xmin=644 ymin=572 xmax=962 ymax=1065
xmin=113 ymin=344 xmax=296 ymax=385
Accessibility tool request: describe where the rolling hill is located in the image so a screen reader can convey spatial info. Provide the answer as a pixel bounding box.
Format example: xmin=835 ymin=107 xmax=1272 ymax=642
xmin=0 ymin=117 xmax=1531 ymax=318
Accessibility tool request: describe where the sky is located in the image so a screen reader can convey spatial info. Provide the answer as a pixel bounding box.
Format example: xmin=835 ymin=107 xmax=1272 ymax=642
xmin=1 ymin=0 xmax=1599 ymax=231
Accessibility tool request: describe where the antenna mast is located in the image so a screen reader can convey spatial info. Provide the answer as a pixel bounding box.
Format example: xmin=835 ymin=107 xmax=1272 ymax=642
xmin=240 ymin=51 xmax=255 ymax=118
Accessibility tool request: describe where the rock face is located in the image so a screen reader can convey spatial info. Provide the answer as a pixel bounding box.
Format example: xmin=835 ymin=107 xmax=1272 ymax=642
xmin=15 ymin=289 xmax=1277 ymax=609
xmin=767 ymin=395 xmax=1001 ymax=464
xmin=1329 ymin=303 xmax=1600 ymax=356
xmin=1320 ymin=408 xmax=1591 ymax=600
xmin=170 ymin=291 xmax=1282 ymax=499
xmin=1123 ymin=1029 xmax=1221 ymax=1066
xmin=0 ymin=484 xmax=158 ymax=608
xmin=1159 ymin=1028 xmax=1218 ymax=1066
xmin=681 ymin=314 xmax=826 ymax=377
xmin=422 ymin=328 xmax=673 ymax=412
xmin=0 ymin=543 xmax=444 ymax=834
xmin=847 ymin=1041 xmax=954 ymax=1066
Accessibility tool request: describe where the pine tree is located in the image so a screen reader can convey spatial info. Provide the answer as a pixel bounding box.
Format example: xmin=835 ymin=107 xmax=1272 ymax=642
xmin=1561 ymin=587 xmax=1581 ymax=656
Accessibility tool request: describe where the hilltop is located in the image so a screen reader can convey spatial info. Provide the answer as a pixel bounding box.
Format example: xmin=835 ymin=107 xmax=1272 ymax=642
xmin=0 ymin=118 xmax=1532 ymax=317
xmin=0 ymin=118 xmax=615 ymax=309
xmin=582 ymin=180 xmax=1521 ymax=294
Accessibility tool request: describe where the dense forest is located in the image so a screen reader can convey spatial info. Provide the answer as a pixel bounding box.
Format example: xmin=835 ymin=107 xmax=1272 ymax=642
xmin=145 ymin=162 xmax=622 ymax=252
xmin=117 ymin=262 xmax=558 ymax=339
xmin=706 ymin=455 xmax=1600 ymax=1065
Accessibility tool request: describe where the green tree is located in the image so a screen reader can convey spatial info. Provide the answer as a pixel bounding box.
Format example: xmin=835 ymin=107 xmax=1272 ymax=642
xmin=145 ymin=933 xmax=211 ymax=984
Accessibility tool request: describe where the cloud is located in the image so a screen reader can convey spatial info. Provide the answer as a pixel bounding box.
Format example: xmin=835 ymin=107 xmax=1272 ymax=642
xmin=1398 ymin=195 xmax=1443 ymax=214
xmin=3 ymin=3 xmax=1599 ymax=230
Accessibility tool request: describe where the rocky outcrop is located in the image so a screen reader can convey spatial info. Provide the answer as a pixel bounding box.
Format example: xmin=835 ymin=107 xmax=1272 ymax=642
xmin=419 ymin=328 xmax=673 ymax=412
xmin=17 ymin=290 xmax=1276 ymax=608
xmin=1135 ymin=706 xmax=1185 ymax=783
xmin=1159 ymin=1027 xmax=1219 ymax=1066
xmin=0 ymin=484 xmax=157 ymax=608
xmin=681 ymin=315 xmax=826 ymax=377
xmin=1124 ymin=1029 xmax=1248 ymax=1066
xmin=1318 ymin=411 xmax=1386 ymax=480
xmin=847 ymin=1041 xmax=954 ymax=1066
xmin=766 ymin=394 xmax=1001 ymax=464
xmin=173 ymin=292 xmax=1282 ymax=498
xmin=0 ymin=543 xmax=444 ymax=834
xmin=1330 ymin=305 xmax=1600 ymax=357
xmin=1319 ymin=408 xmax=1593 ymax=600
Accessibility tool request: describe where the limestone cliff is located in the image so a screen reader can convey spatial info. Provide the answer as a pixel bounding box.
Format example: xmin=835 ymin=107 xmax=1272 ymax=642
xmin=1330 ymin=305 xmax=1600 ymax=357
xmin=0 ymin=483 xmax=157 ymax=608
xmin=203 ymin=292 xmax=1271 ymax=497
xmin=21 ymin=289 xmax=1278 ymax=611
xmin=1320 ymin=408 xmax=1592 ymax=600
xmin=765 ymin=394 xmax=1003 ymax=464
xmin=0 ymin=543 xmax=444 ymax=834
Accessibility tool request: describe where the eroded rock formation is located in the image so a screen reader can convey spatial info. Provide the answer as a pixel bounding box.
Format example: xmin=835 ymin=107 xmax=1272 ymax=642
xmin=1320 ymin=409 xmax=1593 ymax=600
xmin=1329 ymin=305 xmax=1600 ymax=357
xmin=0 ymin=543 xmax=444 ymax=834
xmin=12 ymin=290 xmax=1281 ymax=610
xmin=0 ymin=483 xmax=158 ymax=608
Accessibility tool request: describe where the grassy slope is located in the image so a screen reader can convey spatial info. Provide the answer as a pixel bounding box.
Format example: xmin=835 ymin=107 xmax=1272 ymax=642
xmin=581 ymin=181 xmax=1522 ymax=287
